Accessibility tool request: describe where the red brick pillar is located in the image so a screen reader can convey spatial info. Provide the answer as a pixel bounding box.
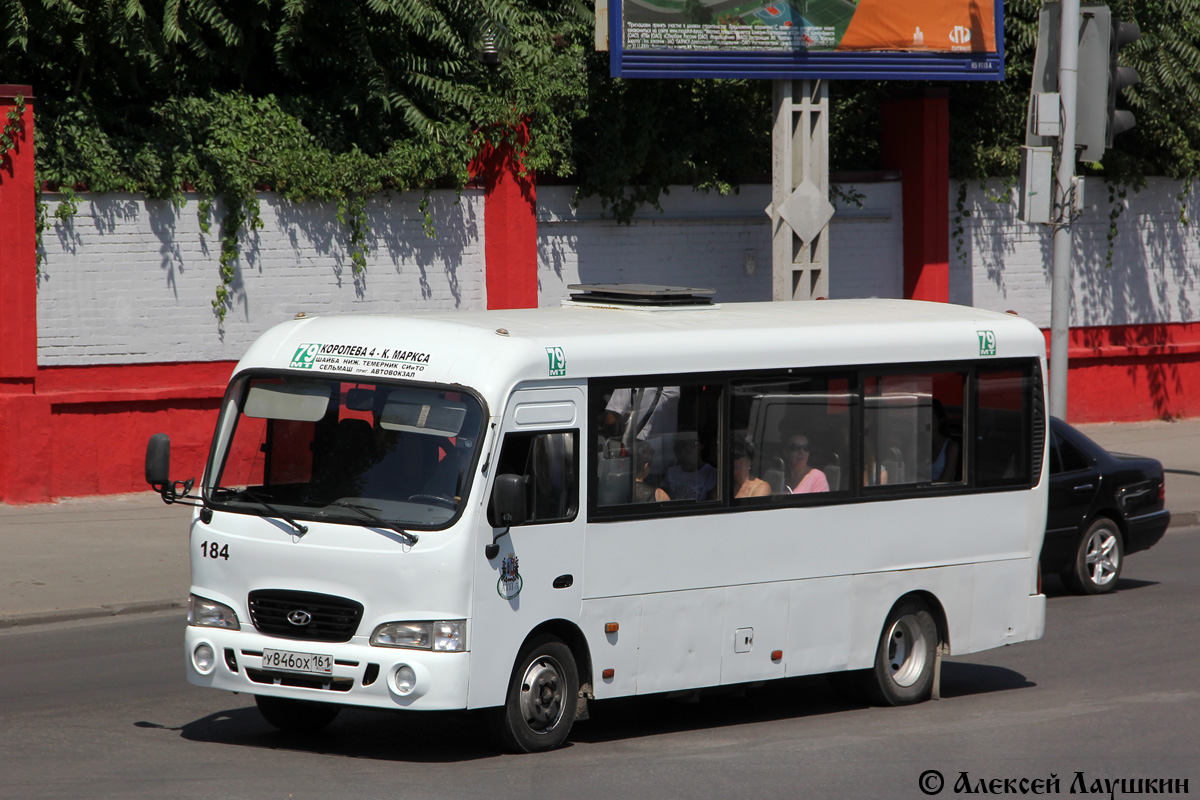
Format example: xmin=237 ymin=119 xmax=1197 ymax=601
xmin=0 ymin=85 xmax=48 ymax=502
xmin=880 ymin=92 xmax=950 ymax=303
xmin=0 ymin=86 xmax=36 ymax=385
xmin=478 ymin=126 xmax=537 ymax=310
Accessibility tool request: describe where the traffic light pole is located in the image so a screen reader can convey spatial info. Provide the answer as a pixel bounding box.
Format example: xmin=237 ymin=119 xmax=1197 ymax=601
xmin=1049 ymin=0 xmax=1081 ymax=420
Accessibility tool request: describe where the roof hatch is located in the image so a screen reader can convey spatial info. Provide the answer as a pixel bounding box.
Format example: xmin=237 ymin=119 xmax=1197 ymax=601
xmin=565 ymin=283 xmax=716 ymax=309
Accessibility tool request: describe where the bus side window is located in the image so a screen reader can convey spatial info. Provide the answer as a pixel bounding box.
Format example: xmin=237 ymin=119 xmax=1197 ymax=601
xmin=488 ymin=431 xmax=579 ymax=526
xmin=732 ymin=376 xmax=853 ymax=499
xmin=863 ymin=372 xmax=965 ymax=487
xmin=976 ymin=368 xmax=1037 ymax=486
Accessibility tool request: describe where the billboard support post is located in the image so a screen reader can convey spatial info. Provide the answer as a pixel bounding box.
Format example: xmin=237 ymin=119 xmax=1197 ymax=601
xmin=770 ymin=79 xmax=833 ymax=301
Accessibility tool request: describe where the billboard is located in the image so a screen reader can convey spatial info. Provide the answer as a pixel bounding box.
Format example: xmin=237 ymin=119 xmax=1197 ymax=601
xmin=610 ymin=0 xmax=1005 ymax=80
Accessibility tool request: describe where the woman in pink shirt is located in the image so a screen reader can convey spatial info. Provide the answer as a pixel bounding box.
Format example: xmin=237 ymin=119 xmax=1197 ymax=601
xmin=785 ymin=434 xmax=829 ymax=494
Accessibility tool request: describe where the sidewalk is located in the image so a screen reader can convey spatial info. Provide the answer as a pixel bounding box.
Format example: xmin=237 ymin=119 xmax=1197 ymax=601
xmin=3 ymin=419 xmax=1200 ymax=629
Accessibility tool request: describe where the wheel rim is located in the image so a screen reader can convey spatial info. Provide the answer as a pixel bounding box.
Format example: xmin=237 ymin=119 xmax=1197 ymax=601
xmin=1085 ymin=527 xmax=1121 ymax=586
xmin=518 ymin=655 xmax=566 ymax=734
xmin=885 ymin=614 xmax=930 ymax=687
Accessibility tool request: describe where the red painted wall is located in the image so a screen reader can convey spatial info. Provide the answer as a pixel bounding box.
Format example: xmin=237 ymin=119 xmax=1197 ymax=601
xmin=1046 ymin=323 xmax=1200 ymax=423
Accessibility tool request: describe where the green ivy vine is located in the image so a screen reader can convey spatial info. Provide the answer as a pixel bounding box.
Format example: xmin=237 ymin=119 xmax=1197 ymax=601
xmin=0 ymin=95 xmax=25 ymax=160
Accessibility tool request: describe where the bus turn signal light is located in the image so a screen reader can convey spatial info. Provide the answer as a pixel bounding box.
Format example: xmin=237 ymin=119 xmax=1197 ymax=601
xmin=605 ymin=622 xmax=619 ymax=633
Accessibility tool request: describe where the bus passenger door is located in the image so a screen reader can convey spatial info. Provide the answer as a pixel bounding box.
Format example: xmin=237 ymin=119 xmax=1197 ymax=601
xmin=468 ymin=387 xmax=585 ymax=710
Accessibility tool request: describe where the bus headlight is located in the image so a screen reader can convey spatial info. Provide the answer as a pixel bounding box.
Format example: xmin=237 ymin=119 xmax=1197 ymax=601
xmin=371 ymin=620 xmax=466 ymax=652
xmin=188 ymin=595 xmax=240 ymax=630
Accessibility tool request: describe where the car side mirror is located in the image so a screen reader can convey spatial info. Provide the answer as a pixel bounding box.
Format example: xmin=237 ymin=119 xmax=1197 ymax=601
xmin=486 ymin=474 xmax=527 ymax=559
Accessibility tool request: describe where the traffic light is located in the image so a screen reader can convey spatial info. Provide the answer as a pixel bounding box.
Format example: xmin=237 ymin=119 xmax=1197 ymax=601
xmin=1075 ymin=4 xmax=1140 ymax=161
xmin=1106 ymin=15 xmax=1141 ymax=147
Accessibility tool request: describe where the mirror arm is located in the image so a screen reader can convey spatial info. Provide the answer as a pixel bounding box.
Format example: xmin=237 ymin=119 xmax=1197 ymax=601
xmin=153 ymin=476 xmax=206 ymax=508
xmin=485 ymin=525 xmax=510 ymax=561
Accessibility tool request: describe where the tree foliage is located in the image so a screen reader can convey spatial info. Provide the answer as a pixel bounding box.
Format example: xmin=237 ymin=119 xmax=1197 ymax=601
xmin=2 ymin=0 xmax=591 ymax=321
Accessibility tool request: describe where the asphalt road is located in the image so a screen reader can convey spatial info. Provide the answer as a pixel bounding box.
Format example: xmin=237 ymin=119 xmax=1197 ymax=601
xmin=3 ymin=528 xmax=1198 ymax=800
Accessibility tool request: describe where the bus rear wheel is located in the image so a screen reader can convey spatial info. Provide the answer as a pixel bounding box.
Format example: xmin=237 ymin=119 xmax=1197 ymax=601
xmin=255 ymin=695 xmax=341 ymax=734
xmin=867 ymin=598 xmax=938 ymax=706
xmin=493 ymin=635 xmax=579 ymax=753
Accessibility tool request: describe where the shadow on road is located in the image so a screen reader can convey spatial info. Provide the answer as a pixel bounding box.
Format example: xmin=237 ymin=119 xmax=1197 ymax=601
xmin=1040 ymin=572 xmax=1160 ymax=598
xmin=154 ymin=663 xmax=1033 ymax=759
xmin=167 ymin=704 xmax=499 ymax=762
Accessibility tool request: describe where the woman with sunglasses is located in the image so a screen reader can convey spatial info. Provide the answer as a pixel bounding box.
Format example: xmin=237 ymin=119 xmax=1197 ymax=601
xmin=785 ymin=434 xmax=829 ymax=494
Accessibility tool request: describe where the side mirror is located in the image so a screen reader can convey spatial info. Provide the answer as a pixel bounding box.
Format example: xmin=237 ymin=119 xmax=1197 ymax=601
xmin=145 ymin=433 xmax=172 ymax=488
xmin=493 ymin=473 xmax=528 ymax=527
xmin=486 ymin=474 xmax=527 ymax=559
xmin=145 ymin=433 xmax=197 ymax=506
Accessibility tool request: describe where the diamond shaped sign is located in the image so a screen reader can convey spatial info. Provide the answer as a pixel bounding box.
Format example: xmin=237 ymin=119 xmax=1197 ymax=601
xmin=775 ymin=179 xmax=835 ymax=244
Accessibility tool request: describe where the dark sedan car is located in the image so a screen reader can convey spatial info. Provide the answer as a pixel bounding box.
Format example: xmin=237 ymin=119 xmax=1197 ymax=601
xmin=1044 ymin=417 xmax=1171 ymax=594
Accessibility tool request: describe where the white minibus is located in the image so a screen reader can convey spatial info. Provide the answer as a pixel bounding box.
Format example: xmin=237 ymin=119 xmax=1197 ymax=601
xmin=146 ymin=285 xmax=1048 ymax=752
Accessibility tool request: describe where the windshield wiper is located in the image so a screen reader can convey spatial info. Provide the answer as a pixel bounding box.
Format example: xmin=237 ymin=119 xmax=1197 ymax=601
xmin=217 ymin=487 xmax=308 ymax=535
xmin=328 ymin=501 xmax=419 ymax=546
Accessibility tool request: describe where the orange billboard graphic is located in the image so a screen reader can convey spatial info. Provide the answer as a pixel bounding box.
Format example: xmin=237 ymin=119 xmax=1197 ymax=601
xmin=838 ymin=0 xmax=996 ymax=53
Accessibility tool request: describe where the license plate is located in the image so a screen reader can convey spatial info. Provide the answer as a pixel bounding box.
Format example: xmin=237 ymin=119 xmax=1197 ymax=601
xmin=261 ymin=648 xmax=333 ymax=675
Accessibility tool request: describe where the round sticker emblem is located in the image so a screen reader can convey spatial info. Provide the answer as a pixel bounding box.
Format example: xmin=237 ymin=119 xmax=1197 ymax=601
xmin=497 ymin=553 xmax=523 ymax=599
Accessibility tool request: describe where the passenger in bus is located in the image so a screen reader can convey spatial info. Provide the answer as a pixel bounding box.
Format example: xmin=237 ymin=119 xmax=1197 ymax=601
xmin=732 ymin=438 xmax=771 ymax=499
xmin=632 ymin=444 xmax=670 ymax=503
xmin=662 ymin=431 xmax=717 ymax=501
xmin=931 ymin=400 xmax=961 ymax=482
xmin=785 ymin=434 xmax=830 ymax=494
xmin=600 ymin=386 xmax=680 ymax=444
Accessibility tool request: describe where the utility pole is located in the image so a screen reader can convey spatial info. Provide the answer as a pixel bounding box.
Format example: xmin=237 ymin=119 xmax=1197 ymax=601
xmin=1049 ymin=0 xmax=1080 ymax=420
xmin=1023 ymin=3 xmax=1139 ymax=419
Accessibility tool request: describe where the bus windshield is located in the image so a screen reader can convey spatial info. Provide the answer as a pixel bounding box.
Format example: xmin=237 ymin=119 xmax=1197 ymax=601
xmin=205 ymin=375 xmax=486 ymax=529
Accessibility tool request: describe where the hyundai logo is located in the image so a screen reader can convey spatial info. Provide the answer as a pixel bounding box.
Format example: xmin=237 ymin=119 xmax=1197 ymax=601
xmin=287 ymin=609 xmax=313 ymax=627
xmin=949 ymin=26 xmax=971 ymax=45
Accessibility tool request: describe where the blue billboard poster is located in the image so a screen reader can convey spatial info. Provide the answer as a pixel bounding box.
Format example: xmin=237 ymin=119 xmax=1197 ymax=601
xmin=612 ymin=0 xmax=1004 ymax=80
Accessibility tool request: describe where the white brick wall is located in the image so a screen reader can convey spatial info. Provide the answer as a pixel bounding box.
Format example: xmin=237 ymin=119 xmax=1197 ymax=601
xmin=36 ymin=190 xmax=486 ymax=365
xmin=954 ymin=177 xmax=1200 ymax=328
xmin=40 ymin=175 xmax=1198 ymax=368
xmin=536 ymin=182 xmax=903 ymax=304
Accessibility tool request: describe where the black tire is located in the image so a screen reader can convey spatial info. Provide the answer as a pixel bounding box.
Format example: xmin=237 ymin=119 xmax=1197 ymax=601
xmin=255 ymin=695 xmax=341 ymax=734
xmin=866 ymin=598 xmax=938 ymax=706
xmin=1063 ymin=517 xmax=1124 ymax=595
xmin=493 ymin=635 xmax=579 ymax=753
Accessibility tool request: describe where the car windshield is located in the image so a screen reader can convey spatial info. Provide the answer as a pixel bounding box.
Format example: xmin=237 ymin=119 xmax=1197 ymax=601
xmin=205 ymin=375 xmax=485 ymax=529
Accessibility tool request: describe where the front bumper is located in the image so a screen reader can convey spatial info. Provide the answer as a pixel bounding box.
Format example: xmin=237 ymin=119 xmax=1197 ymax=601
xmin=185 ymin=626 xmax=471 ymax=710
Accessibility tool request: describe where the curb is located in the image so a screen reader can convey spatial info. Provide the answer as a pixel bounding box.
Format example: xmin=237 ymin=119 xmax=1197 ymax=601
xmin=1168 ymin=511 xmax=1200 ymax=529
xmin=0 ymin=598 xmax=185 ymax=630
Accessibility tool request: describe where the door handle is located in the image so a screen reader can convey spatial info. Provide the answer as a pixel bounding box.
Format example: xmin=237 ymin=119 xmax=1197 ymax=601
xmin=1073 ymin=483 xmax=1094 ymax=492
xmin=553 ymin=574 xmax=573 ymax=589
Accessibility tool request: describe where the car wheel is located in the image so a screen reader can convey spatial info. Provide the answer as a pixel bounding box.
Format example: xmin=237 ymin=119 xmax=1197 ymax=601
xmin=865 ymin=598 xmax=938 ymax=706
xmin=255 ymin=695 xmax=341 ymax=734
xmin=1064 ymin=517 xmax=1123 ymax=595
xmin=492 ymin=635 xmax=579 ymax=753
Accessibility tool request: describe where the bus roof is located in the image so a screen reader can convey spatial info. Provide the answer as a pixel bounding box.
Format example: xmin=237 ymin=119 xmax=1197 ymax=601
xmin=236 ymin=299 xmax=1046 ymax=403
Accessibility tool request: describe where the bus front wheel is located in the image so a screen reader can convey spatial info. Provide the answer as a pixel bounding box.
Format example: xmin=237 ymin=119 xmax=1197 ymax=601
xmin=868 ymin=598 xmax=938 ymax=706
xmin=493 ymin=635 xmax=579 ymax=753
